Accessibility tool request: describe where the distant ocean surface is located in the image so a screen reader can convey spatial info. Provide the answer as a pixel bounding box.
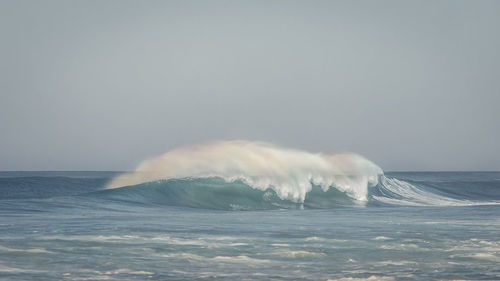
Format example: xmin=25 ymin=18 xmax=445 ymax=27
xmin=1 ymin=171 xmax=499 ymax=280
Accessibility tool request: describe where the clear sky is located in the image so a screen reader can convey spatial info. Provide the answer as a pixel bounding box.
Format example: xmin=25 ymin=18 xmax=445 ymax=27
xmin=0 ymin=0 xmax=499 ymax=171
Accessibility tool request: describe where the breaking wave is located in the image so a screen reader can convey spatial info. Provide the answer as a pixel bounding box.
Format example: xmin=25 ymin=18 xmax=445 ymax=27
xmin=101 ymin=141 xmax=500 ymax=210
xmin=107 ymin=141 xmax=383 ymax=202
xmin=100 ymin=177 xmax=364 ymax=210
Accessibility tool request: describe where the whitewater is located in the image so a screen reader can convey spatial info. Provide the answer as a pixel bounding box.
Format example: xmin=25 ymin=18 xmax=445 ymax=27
xmin=1 ymin=141 xmax=500 ymax=280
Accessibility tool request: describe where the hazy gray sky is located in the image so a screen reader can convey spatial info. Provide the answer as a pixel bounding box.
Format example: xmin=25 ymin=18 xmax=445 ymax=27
xmin=1 ymin=0 xmax=499 ymax=171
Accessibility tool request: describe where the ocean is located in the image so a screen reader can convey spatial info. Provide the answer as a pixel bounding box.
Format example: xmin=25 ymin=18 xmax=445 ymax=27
xmin=0 ymin=170 xmax=499 ymax=280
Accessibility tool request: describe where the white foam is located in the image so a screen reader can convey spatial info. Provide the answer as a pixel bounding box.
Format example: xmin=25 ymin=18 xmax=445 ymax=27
xmin=0 ymin=265 xmax=48 ymax=273
xmin=271 ymin=243 xmax=290 ymax=247
xmin=0 ymin=245 xmax=52 ymax=253
xmin=155 ymin=253 xmax=205 ymax=260
xmin=305 ymin=236 xmax=347 ymax=243
xmin=272 ymin=250 xmax=326 ymax=258
xmin=467 ymin=253 xmax=500 ymax=262
xmin=150 ymin=236 xmax=208 ymax=245
xmin=328 ymin=276 xmax=395 ymax=281
xmin=371 ymin=236 xmax=392 ymax=241
xmin=107 ymin=140 xmax=383 ymax=202
xmin=378 ymin=243 xmax=424 ymax=251
xmin=211 ymin=255 xmax=272 ymax=264
xmin=63 ymin=268 xmax=154 ymax=280
xmin=375 ymin=260 xmax=417 ymax=266
xmin=41 ymin=235 xmax=140 ymax=242
xmin=103 ymin=269 xmax=153 ymax=275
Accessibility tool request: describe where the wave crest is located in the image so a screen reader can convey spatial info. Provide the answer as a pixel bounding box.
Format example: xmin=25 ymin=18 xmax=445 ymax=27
xmin=107 ymin=141 xmax=383 ymax=202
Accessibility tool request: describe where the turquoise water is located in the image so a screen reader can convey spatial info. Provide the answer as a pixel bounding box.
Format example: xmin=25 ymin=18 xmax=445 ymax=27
xmin=0 ymin=172 xmax=499 ymax=280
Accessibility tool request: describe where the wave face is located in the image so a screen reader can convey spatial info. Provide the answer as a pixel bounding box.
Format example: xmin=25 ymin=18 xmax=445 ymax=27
xmin=107 ymin=141 xmax=383 ymax=202
xmin=100 ymin=178 xmax=365 ymax=210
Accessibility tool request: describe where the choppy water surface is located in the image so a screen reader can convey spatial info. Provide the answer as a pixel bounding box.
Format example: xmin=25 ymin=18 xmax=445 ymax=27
xmin=0 ymin=171 xmax=499 ymax=280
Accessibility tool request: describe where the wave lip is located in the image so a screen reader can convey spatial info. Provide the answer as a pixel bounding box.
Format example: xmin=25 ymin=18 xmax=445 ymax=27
xmin=107 ymin=140 xmax=383 ymax=203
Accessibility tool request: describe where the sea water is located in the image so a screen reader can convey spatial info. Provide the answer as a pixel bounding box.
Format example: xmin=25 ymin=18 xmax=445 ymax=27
xmin=0 ymin=171 xmax=499 ymax=280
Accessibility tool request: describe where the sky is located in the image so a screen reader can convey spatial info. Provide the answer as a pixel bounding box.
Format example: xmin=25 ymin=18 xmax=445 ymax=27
xmin=0 ymin=0 xmax=499 ymax=171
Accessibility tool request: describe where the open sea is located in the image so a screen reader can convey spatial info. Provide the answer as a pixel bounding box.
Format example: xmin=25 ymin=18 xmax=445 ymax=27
xmin=0 ymin=171 xmax=499 ymax=280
